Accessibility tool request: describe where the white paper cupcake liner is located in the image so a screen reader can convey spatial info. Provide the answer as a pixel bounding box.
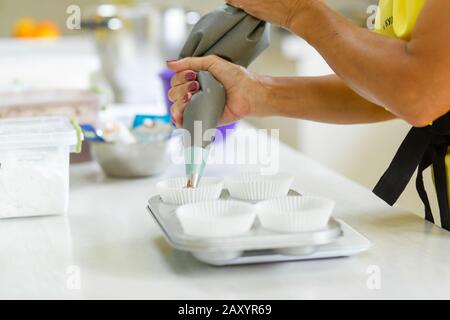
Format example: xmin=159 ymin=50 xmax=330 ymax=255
xmin=176 ymin=200 xmax=256 ymax=238
xmin=256 ymin=196 xmax=335 ymax=233
xmin=226 ymin=172 xmax=294 ymax=201
xmin=157 ymin=177 xmax=223 ymax=205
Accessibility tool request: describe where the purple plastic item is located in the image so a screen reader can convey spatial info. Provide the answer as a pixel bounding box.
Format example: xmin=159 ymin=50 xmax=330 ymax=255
xmin=215 ymin=122 xmax=238 ymax=142
xmin=159 ymin=69 xmax=175 ymax=115
xmin=159 ymin=68 xmax=238 ymax=140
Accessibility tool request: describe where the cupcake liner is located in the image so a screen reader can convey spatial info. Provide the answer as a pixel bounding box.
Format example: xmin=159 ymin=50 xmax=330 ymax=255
xmin=176 ymin=200 xmax=256 ymax=238
xmin=226 ymin=172 xmax=294 ymax=201
xmin=256 ymin=196 xmax=335 ymax=233
xmin=157 ymin=177 xmax=223 ymax=205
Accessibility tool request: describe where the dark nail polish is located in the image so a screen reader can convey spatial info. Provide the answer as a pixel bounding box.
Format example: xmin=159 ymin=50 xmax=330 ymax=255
xmin=185 ymin=72 xmax=196 ymax=81
xmin=188 ymin=82 xmax=198 ymax=92
xmin=183 ymin=94 xmax=190 ymax=103
xmin=166 ymin=59 xmax=177 ymax=63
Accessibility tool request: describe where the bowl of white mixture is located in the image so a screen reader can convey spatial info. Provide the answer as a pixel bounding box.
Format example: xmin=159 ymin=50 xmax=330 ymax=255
xmin=92 ymin=139 xmax=173 ymax=178
xmin=91 ymin=121 xmax=175 ymax=178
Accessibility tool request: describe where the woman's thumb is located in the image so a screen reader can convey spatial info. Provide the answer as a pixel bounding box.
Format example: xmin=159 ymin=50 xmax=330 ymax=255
xmin=166 ymin=56 xmax=219 ymax=73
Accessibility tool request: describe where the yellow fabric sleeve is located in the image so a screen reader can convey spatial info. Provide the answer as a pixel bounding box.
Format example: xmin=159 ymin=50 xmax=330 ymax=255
xmin=375 ymin=0 xmax=426 ymax=39
xmin=393 ymin=0 xmax=426 ymax=39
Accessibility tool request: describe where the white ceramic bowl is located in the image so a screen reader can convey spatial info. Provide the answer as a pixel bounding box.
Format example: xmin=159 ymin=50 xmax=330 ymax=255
xmin=156 ymin=177 xmax=223 ymax=205
xmin=226 ymin=172 xmax=294 ymax=201
xmin=176 ymin=200 xmax=256 ymax=238
xmin=256 ymin=196 xmax=335 ymax=233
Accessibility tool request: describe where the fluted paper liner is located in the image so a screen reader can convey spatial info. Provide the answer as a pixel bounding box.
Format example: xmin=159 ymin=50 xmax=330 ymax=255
xmin=176 ymin=200 xmax=256 ymax=238
xmin=256 ymin=196 xmax=335 ymax=232
xmin=157 ymin=177 xmax=223 ymax=205
xmin=226 ymin=173 xmax=294 ymax=201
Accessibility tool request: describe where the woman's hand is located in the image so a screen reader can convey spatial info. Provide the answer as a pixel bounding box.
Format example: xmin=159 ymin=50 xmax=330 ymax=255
xmin=167 ymin=55 xmax=266 ymax=128
xmin=226 ymin=0 xmax=311 ymax=30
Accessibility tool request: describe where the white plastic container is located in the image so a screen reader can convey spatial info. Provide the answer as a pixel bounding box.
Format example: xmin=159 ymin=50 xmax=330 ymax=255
xmin=0 ymin=116 xmax=79 ymax=218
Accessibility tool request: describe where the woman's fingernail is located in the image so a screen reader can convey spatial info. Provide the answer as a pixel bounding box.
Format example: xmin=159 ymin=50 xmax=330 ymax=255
xmin=185 ymin=72 xmax=196 ymax=81
xmin=188 ymin=82 xmax=199 ymax=92
xmin=166 ymin=59 xmax=177 ymax=64
xmin=183 ymin=93 xmax=191 ymax=103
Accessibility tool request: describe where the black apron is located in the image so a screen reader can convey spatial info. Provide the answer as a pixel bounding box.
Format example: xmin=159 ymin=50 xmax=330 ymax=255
xmin=373 ymin=111 xmax=450 ymax=230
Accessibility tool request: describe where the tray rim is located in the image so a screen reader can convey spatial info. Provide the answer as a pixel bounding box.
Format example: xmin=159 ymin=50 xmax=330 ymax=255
xmin=191 ymin=220 xmax=373 ymax=266
xmin=147 ymin=190 xmax=343 ymax=253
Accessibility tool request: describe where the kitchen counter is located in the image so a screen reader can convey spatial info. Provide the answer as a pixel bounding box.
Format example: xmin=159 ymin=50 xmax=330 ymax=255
xmin=2 ymin=123 xmax=450 ymax=300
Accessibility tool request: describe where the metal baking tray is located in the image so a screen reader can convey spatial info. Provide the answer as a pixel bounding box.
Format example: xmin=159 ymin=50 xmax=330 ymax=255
xmin=147 ymin=190 xmax=372 ymax=266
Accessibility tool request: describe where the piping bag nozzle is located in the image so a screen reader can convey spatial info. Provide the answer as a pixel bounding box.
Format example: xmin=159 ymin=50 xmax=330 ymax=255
xmin=184 ymin=146 xmax=210 ymax=188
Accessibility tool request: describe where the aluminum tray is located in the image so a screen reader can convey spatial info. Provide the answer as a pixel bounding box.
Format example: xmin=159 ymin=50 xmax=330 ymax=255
xmin=147 ymin=190 xmax=371 ymax=265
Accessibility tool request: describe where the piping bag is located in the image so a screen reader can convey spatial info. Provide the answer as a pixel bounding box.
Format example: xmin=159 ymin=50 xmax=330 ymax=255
xmin=179 ymin=4 xmax=270 ymax=188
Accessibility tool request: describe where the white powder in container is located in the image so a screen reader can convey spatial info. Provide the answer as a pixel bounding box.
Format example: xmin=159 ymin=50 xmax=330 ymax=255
xmin=0 ymin=116 xmax=77 ymax=218
xmin=0 ymin=147 xmax=69 ymax=218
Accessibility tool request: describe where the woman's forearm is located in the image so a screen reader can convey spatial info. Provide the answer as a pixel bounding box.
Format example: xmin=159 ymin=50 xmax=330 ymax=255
xmin=288 ymin=0 xmax=450 ymax=126
xmin=254 ymin=74 xmax=396 ymax=124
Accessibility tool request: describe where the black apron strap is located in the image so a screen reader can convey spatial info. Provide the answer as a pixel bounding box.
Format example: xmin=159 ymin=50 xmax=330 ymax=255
xmin=432 ymin=143 xmax=450 ymax=230
xmin=373 ymin=111 xmax=450 ymax=231
xmin=373 ymin=127 xmax=432 ymax=205
xmin=416 ymin=149 xmax=434 ymax=223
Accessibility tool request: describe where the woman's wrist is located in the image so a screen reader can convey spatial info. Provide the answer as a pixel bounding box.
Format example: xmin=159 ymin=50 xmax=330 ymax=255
xmin=248 ymin=74 xmax=279 ymax=118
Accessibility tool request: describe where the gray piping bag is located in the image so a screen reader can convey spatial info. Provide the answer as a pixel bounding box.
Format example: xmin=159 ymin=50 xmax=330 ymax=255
xmin=179 ymin=4 xmax=270 ymax=188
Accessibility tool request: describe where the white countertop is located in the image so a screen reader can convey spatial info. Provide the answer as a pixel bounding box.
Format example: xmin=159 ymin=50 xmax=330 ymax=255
xmin=2 ymin=124 xmax=450 ymax=300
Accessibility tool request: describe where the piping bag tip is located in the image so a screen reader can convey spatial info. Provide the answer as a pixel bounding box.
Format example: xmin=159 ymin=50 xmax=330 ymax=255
xmin=184 ymin=146 xmax=209 ymax=188
xmin=186 ymin=172 xmax=201 ymax=189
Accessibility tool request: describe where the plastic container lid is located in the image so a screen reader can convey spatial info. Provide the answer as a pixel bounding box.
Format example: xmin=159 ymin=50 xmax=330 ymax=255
xmin=0 ymin=116 xmax=78 ymax=150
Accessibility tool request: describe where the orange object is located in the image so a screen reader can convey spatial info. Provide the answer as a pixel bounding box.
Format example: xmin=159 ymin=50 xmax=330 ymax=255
xmin=12 ymin=18 xmax=60 ymax=39
xmin=34 ymin=20 xmax=60 ymax=38
xmin=13 ymin=17 xmax=37 ymax=38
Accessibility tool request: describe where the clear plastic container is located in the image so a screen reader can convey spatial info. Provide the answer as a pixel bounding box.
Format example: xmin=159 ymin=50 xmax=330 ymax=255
xmin=0 ymin=116 xmax=79 ymax=218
